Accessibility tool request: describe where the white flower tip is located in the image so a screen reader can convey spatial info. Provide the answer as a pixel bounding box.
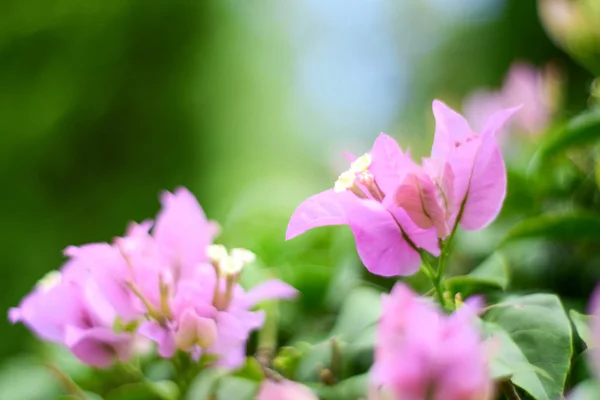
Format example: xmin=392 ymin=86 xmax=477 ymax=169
xmin=334 ymin=170 xmax=356 ymax=193
xmin=230 ymin=248 xmax=256 ymax=264
xmin=350 ymin=153 xmax=372 ymax=173
xmin=37 ymin=270 xmax=62 ymax=292
xmin=219 ymin=257 xmax=244 ymax=276
xmin=206 ymin=244 xmax=228 ymax=263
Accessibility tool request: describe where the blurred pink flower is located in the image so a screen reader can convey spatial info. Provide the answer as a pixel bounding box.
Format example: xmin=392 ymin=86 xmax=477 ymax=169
xmin=113 ymin=188 xmax=299 ymax=368
xmin=10 ymin=187 xmax=298 ymax=369
xmin=370 ymin=283 xmax=493 ymax=400
xmin=588 ymin=285 xmax=600 ymax=379
xmin=257 ymin=379 xmax=318 ymax=400
xmin=286 ymin=134 xmax=440 ymax=277
xmin=9 ymin=257 xmax=135 ymax=368
xmin=464 ymin=62 xmax=558 ymax=136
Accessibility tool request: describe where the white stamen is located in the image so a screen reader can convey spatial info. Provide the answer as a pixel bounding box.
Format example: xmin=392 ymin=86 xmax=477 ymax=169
xmin=206 ymin=244 xmax=228 ymax=263
xmin=219 ymin=256 xmax=244 ymax=276
xmin=350 ymin=153 xmax=372 ymax=173
xmin=334 ymin=170 xmax=357 ymax=193
xmin=230 ymin=248 xmax=256 ymax=264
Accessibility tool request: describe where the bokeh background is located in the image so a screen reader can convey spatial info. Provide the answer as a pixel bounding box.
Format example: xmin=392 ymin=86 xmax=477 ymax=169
xmin=2 ymin=0 xmax=599 ymax=397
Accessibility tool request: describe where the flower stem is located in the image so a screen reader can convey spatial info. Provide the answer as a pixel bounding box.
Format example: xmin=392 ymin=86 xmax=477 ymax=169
xmin=501 ymin=381 xmax=521 ymax=400
xmin=46 ymin=363 xmax=87 ymax=399
xmin=420 ymin=254 xmax=445 ymax=306
xmin=256 ymin=301 xmax=278 ymax=368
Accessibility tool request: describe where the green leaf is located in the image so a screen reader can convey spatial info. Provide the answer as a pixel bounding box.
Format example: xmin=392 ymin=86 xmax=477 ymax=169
xmin=0 ymin=356 xmax=61 ymax=400
xmin=445 ymin=252 xmax=509 ymax=296
xmin=502 ymin=213 xmax=600 ymax=244
xmin=105 ymin=381 xmax=179 ymax=400
xmin=484 ymin=323 xmax=552 ymax=395
xmin=538 ymin=108 xmax=600 ymax=159
xmin=330 ymin=286 xmax=381 ymax=342
xmin=485 ymin=294 xmax=573 ymax=400
xmin=185 ymin=367 xmax=229 ymax=400
xmin=315 ymin=374 xmax=368 ymax=400
xmin=231 ymin=357 xmax=265 ymax=382
xmin=570 ymin=309 xmax=595 ymax=348
xmin=215 ymin=376 xmax=259 ymax=400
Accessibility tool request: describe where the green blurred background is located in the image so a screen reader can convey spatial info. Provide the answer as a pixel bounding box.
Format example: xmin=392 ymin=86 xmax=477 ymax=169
xmin=1 ymin=0 xmax=598 ymax=378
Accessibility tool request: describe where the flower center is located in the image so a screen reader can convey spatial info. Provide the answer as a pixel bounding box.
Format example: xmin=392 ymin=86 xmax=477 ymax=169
xmin=206 ymin=244 xmax=256 ymax=310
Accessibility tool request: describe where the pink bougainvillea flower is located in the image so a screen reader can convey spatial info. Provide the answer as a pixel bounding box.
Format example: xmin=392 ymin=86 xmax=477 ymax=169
xmin=370 ymin=283 xmax=492 ymax=400
xmin=257 ymin=379 xmax=318 ymax=400
xmin=464 ymin=62 xmax=558 ymax=136
xmin=153 ymin=187 xmax=221 ymax=282
xmin=286 ymin=134 xmax=439 ymax=277
xmin=117 ymin=188 xmax=298 ymax=368
xmin=425 ymin=100 xmax=520 ymax=231
xmin=10 ymin=187 xmax=299 ymax=370
xmin=9 ymin=256 xmax=135 ymax=368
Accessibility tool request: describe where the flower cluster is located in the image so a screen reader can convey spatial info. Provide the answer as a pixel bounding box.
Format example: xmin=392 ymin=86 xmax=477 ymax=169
xmin=9 ymin=187 xmax=298 ymax=368
xmin=464 ymin=62 xmax=559 ymax=136
xmin=287 ymin=100 xmax=519 ymax=276
xmin=369 ymin=283 xmax=492 ymax=400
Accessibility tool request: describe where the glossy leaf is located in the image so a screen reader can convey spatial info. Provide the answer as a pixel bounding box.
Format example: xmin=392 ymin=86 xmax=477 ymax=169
xmin=538 ymin=108 xmax=600 ymax=159
xmin=485 ymin=294 xmax=573 ymax=400
xmin=185 ymin=368 xmax=228 ymax=400
xmin=215 ymin=376 xmax=259 ymax=400
xmin=484 ymin=322 xmax=552 ymax=397
xmin=570 ymin=309 xmax=594 ymax=348
xmin=445 ymin=252 xmax=509 ymax=296
xmin=502 ymin=213 xmax=600 ymax=244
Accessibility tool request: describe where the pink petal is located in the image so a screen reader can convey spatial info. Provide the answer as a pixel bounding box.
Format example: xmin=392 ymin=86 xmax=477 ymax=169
xmin=66 ymin=243 xmax=138 ymax=321
xmin=431 ymin=100 xmax=473 ymax=159
xmin=174 ymin=309 xmax=217 ymax=350
xmin=11 ymin=280 xmax=82 ymax=343
xmin=240 ymin=279 xmax=299 ymax=308
xmin=8 ymin=308 xmax=21 ymax=324
xmin=394 ymin=173 xmax=449 ymax=238
xmin=383 ymin=201 xmax=440 ymax=257
xmin=208 ymin=310 xmax=264 ymax=369
xmin=369 ymin=133 xmax=414 ymax=196
xmin=65 ymin=326 xmax=133 ymax=368
xmin=422 ymin=158 xmax=455 ymax=207
xmin=481 ymin=106 xmax=522 ymax=139
xmin=343 ymin=152 xmax=356 ymax=162
xmin=153 ymin=187 xmax=216 ymax=273
xmin=286 ymin=189 xmax=354 ymax=240
xmin=139 ymin=321 xmax=176 ymax=358
xmin=345 ymin=199 xmax=421 ymax=277
xmin=459 ymin=136 xmax=506 ymax=230
xmin=446 ymin=138 xmax=481 ymax=226
xmin=463 ymin=90 xmax=506 ymax=133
